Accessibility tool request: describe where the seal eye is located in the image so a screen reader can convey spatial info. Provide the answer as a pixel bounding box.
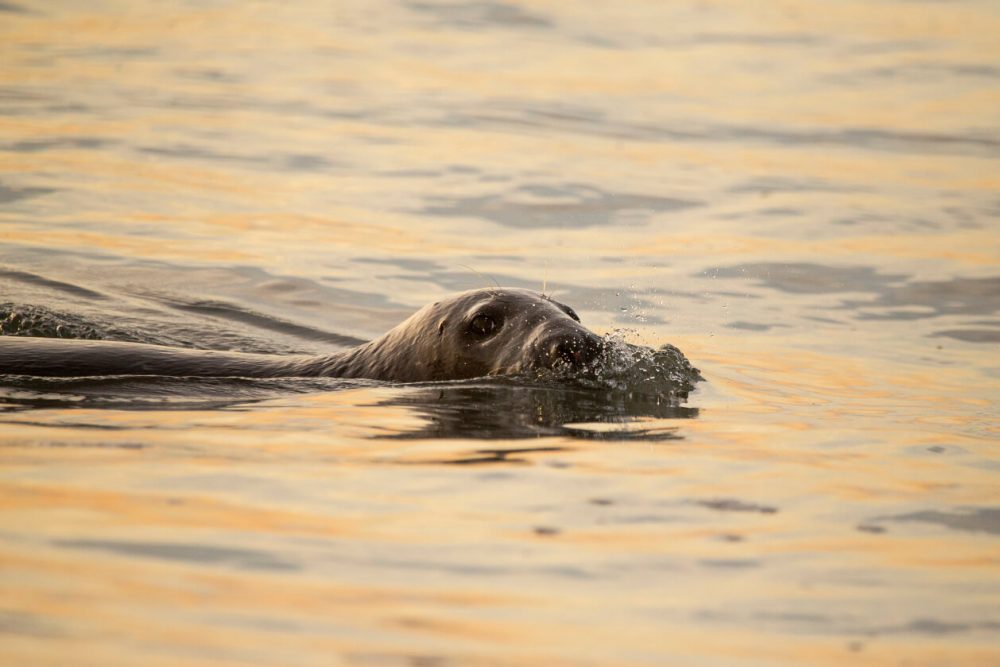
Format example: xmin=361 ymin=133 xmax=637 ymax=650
xmin=469 ymin=313 xmax=497 ymax=338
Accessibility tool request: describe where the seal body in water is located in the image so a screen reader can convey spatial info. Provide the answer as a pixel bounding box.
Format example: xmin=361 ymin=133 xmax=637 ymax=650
xmin=0 ymin=288 xmax=605 ymax=382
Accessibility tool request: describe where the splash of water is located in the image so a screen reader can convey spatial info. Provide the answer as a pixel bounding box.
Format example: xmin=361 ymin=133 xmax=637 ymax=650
xmin=1 ymin=304 xmax=107 ymax=340
xmin=529 ymin=329 xmax=702 ymax=399
xmin=595 ymin=330 xmax=702 ymax=394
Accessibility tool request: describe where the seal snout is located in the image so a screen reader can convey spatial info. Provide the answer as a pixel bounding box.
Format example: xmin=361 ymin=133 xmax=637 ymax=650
xmin=541 ymin=329 xmax=605 ymax=370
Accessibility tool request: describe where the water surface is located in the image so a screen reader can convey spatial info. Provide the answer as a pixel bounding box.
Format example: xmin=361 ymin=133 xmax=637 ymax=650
xmin=1 ymin=1 xmax=998 ymax=665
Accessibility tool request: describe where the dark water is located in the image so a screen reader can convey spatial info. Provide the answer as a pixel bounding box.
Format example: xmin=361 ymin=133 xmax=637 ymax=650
xmin=1 ymin=1 xmax=998 ymax=665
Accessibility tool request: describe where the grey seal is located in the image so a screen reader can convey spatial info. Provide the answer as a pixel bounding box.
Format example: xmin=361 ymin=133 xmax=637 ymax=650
xmin=0 ymin=288 xmax=604 ymax=381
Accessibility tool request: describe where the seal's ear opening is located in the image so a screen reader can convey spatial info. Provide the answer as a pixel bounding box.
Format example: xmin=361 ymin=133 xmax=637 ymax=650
xmin=551 ymin=301 xmax=581 ymax=322
xmin=438 ymin=319 xmax=447 ymax=335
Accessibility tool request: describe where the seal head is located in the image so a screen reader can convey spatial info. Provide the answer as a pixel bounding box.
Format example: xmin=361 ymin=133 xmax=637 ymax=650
xmin=320 ymin=288 xmax=604 ymax=382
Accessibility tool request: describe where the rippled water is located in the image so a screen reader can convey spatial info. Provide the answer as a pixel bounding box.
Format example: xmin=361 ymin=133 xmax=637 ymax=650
xmin=1 ymin=1 xmax=998 ymax=665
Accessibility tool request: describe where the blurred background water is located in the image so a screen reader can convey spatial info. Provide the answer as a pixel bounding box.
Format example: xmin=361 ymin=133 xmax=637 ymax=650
xmin=1 ymin=1 xmax=998 ymax=665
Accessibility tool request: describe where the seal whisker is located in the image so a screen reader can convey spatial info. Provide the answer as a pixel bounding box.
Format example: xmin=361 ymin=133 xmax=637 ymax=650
xmin=457 ymin=264 xmax=501 ymax=295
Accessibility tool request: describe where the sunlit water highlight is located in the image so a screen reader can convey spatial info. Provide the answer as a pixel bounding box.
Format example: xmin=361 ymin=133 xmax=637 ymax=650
xmin=1 ymin=1 xmax=998 ymax=666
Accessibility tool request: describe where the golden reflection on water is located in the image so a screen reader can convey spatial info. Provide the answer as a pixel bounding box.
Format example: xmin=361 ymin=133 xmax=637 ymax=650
xmin=2 ymin=345 xmax=996 ymax=664
xmin=2 ymin=0 xmax=999 ymax=665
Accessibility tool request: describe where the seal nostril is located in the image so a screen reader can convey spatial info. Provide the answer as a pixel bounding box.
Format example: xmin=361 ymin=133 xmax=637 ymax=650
xmin=553 ymin=341 xmax=576 ymax=365
xmin=548 ymin=335 xmax=601 ymax=368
